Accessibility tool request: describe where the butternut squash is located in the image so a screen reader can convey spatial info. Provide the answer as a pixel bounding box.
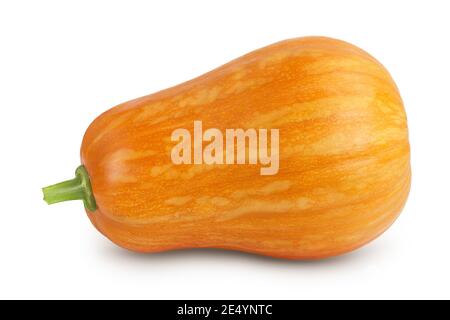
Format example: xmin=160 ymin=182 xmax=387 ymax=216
xmin=43 ymin=36 xmax=411 ymax=259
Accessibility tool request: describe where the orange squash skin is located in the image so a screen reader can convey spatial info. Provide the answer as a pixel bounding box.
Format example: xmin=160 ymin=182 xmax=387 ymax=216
xmin=81 ymin=37 xmax=410 ymax=259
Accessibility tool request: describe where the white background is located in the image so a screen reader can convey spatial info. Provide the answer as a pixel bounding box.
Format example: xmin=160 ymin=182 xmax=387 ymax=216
xmin=0 ymin=0 xmax=449 ymax=300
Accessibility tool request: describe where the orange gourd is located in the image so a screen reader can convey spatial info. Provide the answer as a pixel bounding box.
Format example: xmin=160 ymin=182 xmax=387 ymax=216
xmin=43 ymin=36 xmax=410 ymax=259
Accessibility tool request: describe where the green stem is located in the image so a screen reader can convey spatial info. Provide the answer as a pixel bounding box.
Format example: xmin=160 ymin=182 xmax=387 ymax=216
xmin=42 ymin=165 xmax=97 ymax=212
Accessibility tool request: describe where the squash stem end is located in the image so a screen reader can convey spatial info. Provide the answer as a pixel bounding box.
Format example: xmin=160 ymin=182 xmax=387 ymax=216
xmin=42 ymin=165 xmax=97 ymax=212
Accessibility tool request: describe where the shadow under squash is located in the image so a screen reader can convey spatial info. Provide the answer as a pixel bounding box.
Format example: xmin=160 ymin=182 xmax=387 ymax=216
xmin=100 ymin=241 xmax=384 ymax=268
